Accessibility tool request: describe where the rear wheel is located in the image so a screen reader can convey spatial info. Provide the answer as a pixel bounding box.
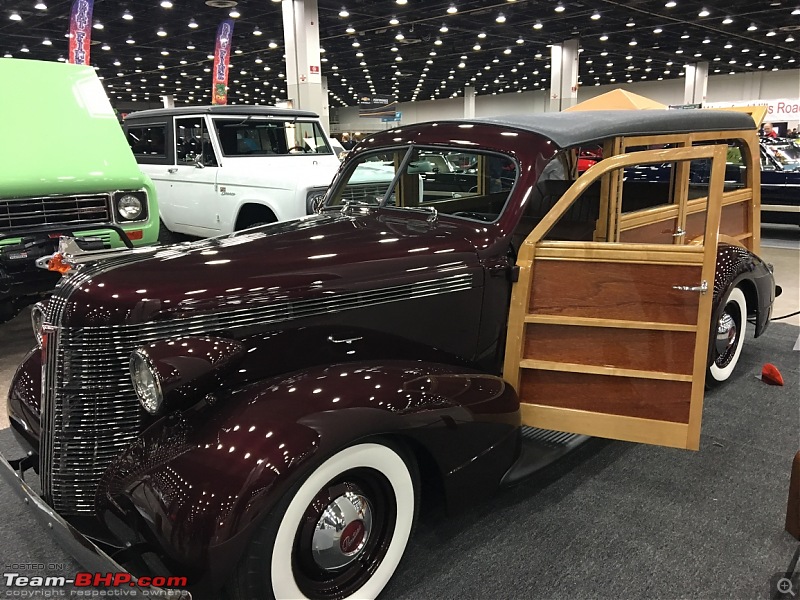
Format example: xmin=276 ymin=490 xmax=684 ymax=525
xmin=228 ymin=441 xmax=417 ymax=600
xmin=157 ymin=219 xmax=182 ymax=245
xmin=707 ymin=286 xmax=747 ymax=387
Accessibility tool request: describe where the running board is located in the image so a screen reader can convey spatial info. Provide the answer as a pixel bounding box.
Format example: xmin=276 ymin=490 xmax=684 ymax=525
xmin=500 ymin=426 xmax=590 ymax=486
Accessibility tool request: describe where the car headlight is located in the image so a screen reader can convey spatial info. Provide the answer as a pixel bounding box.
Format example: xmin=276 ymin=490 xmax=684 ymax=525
xmin=130 ymin=349 xmax=163 ymax=415
xmin=116 ymin=194 xmax=143 ymax=220
xmin=31 ymin=302 xmax=45 ymax=347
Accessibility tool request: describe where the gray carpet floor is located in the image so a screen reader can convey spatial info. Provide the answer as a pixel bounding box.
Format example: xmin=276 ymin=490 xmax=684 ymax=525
xmin=1 ymin=323 xmax=798 ymax=599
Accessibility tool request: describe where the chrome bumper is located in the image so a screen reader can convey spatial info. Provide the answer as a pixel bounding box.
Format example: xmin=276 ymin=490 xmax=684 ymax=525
xmin=0 ymin=452 xmax=190 ymax=598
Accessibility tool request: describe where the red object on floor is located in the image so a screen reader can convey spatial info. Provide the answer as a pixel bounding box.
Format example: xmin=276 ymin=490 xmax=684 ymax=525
xmin=761 ymin=363 xmax=784 ymax=386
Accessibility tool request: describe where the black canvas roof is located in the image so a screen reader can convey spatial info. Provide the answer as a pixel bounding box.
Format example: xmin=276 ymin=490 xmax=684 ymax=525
xmin=124 ymin=105 xmax=320 ymax=121
xmin=451 ymin=109 xmax=756 ymax=149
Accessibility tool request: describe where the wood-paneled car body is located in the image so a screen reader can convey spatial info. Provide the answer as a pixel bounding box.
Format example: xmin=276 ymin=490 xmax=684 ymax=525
xmin=2 ymin=110 xmax=779 ymax=599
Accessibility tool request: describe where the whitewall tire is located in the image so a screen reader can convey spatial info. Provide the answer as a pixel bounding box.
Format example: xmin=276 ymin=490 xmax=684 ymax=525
xmin=229 ymin=441 xmax=417 ymax=600
xmin=707 ymin=286 xmax=747 ymax=387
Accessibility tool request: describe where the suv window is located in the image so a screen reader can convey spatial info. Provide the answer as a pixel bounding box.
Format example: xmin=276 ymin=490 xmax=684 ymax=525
xmin=212 ymin=118 xmax=332 ymax=156
xmin=127 ymin=124 xmax=168 ymax=164
xmin=175 ymin=117 xmax=217 ymax=167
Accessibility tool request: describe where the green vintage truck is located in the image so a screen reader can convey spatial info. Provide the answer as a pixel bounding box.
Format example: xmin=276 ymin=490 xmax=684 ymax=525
xmin=0 ymin=59 xmax=159 ymax=322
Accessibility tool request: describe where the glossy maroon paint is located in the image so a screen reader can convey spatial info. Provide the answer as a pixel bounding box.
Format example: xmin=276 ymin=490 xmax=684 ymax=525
xmin=96 ymin=361 xmax=520 ymax=592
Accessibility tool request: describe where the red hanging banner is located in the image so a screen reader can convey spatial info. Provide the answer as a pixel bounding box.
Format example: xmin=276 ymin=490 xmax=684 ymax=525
xmin=68 ymin=0 xmax=94 ymax=65
xmin=211 ymin=19 xmax=235 ymax=105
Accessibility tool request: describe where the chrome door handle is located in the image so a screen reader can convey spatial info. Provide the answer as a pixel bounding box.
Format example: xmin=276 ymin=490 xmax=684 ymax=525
xmin=672 ymin=228 xmax=686 ymax=237
xmin=672 ymin=280 xmax=708 ymax=294
xmin=168 ymin=167 xmax=178 ymax=173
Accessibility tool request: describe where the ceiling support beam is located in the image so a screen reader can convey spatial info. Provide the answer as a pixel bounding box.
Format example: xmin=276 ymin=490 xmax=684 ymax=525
xmin=549 ymin=38 xmax=580 ymax=113
xmin=684 ymin=62 xmax=709 ymax=104
xmin=282 ymin=0 xmax=329 ymax=133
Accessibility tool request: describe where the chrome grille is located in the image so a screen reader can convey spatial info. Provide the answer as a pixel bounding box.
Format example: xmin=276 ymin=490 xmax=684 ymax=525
xmin=40 ymin=256 xmax=474 ymax=515
xmin=0 ymin=194 xmax=112 ymax=233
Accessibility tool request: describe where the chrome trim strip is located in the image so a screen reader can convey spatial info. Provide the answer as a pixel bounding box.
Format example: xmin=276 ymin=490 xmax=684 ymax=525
xmin=761 ymin=204 xmax=800 ymax=213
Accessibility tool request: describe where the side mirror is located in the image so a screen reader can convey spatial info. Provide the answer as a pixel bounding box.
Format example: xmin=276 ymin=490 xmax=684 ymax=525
xmin=195 ymin=157 xmax=205 ymax=169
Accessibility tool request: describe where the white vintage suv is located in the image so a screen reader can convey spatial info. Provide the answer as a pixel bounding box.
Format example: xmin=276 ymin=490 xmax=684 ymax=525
xmin=124 ymin=106 xmax=342 ymax=241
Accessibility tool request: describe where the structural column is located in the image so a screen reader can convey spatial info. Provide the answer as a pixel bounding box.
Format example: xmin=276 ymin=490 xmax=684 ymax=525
xmin=282 ymin=0 xmax=329 ymax=132
xmin=161 ymin=94 xmax=175 ymax=108
xmin=683 ymin=61 xmax=709 ymax=105
xmin=549 ymin=38 xmax=579 ymax=112
xmin=464 ymin=86 xmax=476 ymax=118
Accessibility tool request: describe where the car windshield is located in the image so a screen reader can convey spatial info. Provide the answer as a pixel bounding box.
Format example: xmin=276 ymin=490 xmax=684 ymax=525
xmin=326 ymin=147 xmax=518 ymax=223
xmin=212 ymin=118 xmax=332 ymax=156
xmin=765 ymin=142 xmax=800 ymax=171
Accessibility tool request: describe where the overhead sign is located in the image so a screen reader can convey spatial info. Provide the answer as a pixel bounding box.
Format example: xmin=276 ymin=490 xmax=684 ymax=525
xmin=68 ymin=0 xmax=94 ymax=65
xmin=359 ymin=95 xmax=398 ymax=118
xmin=211 ymin=19 xmax=235 ymax=105
xmin=705 ymin=99 xmax=800 ymax=122
xmin=381 ymin=111 xmax=402 ymax=122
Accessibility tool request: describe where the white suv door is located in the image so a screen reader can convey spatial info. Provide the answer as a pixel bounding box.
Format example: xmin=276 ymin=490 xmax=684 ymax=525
xmin=163 ymin=116 xmax=221 ymax=237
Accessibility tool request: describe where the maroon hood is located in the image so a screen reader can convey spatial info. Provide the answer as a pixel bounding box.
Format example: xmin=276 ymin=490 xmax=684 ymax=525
xmin=58 ymin=209 xmax=484 ymax=326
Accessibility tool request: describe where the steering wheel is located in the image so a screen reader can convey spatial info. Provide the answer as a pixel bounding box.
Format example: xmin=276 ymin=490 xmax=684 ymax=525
xmin=287 ymin=146 xmax=309 ymax=153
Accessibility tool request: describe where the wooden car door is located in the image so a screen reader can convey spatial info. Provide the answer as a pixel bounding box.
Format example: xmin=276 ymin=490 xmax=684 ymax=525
xmin=504 ymin=144 xmax=729 ymax=450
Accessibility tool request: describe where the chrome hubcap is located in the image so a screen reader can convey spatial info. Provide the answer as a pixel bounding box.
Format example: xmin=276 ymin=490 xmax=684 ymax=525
xmin=311 ymin=491 xmax=373 ymax=571
xmin=715 ymin=312 xmax=738 ymax=363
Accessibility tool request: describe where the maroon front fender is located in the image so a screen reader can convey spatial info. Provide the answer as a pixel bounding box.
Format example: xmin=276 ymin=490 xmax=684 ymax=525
xmin=97 ymin=360 xmax=520 ymax=592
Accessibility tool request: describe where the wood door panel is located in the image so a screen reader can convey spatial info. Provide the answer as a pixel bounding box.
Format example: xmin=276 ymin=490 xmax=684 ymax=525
xmin=720 ymin=201 xmax=748 ymax=237
xmin=619 ymin=218 xmax=679 ymax=244
xmin=529 ymin=260 xmax=702 ymax=324
xmin=685 ymin=209 xmax=707 ymax=241
xmin=519 ymin=369 xmax=692 ymax=423
xmin=524 ymin=324 xmax=695 ymax=375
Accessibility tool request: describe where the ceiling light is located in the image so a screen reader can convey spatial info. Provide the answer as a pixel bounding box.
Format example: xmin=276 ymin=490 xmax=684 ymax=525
xmin=157 ymin=27 xmax=167 ymax=37
xmin=339 ymin=8 xmax=349 ymax=17
xmin=722 ymin=16 xmax=733 ymax=24
xmin=787 ymin=34 xmax=796 ymax=42
xmin=390 ymin=16 xmax=399 ymax=25
xmin=396 ymin=0 xmax=407 ymax=4
xmin=626 ymin=18 xmax=635 ymax=27
xmin=434 ymin=38 xmax=443 ymax=45
xmin=665 ymin=0 xmax=676 ymax=6
xmin=516 ymin=37 xmax=524 ymax=44
xmin=681 ymin=31 xmax=690 ymax=39
xmin=724 ymin=41 xmax=733 ymax=48
xmin=496 ymin=13 xmax=506 ymax=23
xmin=504 ymin=47 xmax=511 ymax=54
xmin=101 ymin=43 xmax=110 ymax=50
xmin=187 ymin=44 xmax=195 ymax=50
xmin=767 ymin=29 xmax=777 ymax=36
xmin=554 ymin=3 xmax=565 ymax=12
xmin=478 ymin=32 xmax=486 ymax=38
xmin=591 ymin=11 xmax=601 ymax=20
xmin=9 ymin=12 xmax=21 ymax=20
xmin=703 ymin=37 xmax=711 ymax=43
xmin=473 ymin=43 xmax=481 ymax=50
xmin=122 ymin=9 xmax=133 ymax=20
xmin=395 ymin=31 xmax=404 ymax=40
xmin=269 ymin=41 xmax=279 ymax=48
xmin=34 ymin=2 xmax=47 ymax=9
xmin=533 ymin=21 xmax=543 ymax=29
xmin=160 ymin=0 xmax=173 ymax=7
xmin=126 ymin=37 xmax=135 ymax=44
xmin=629 ymin=39 xmax=637 ymax=46
xmin=653 ymin=27 xmax=663 ymax=34
xmin=229 ymin=9 xmax=240 ymax=18
xmin=352 ymin=40 xmax=360 ymax=47
xmin=747 ymin=22 xmax=757 ymax=31
xmin=440 ymin=24 xmax=449 ymax=32
xmin=698 ymin=7 xmax=710 ymax=17
xmin=447 ymin=4 xmax=457 ymax=14
xmin=346 ymin=25 xmax=355 ymax=33
xmin=189 ymin=19 xmax=199 ymax=28
xmin=599 ymin=33 xmax=608 ymax=41
xmin=42 ymin=37 xmax=52 ymax=45
xmin=20 ymin=44 xmax=29 ymax=52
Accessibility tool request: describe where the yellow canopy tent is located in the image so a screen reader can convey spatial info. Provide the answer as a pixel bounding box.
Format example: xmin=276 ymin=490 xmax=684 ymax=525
xmin=563 ymin=89 xmax=667 ymax=112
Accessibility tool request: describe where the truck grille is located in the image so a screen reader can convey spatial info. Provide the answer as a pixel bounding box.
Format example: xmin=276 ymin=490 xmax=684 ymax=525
xmin=341 ymin=183 xmax=391 ymax=205
xmin=0 ymin=193 xmax=112 ymax=233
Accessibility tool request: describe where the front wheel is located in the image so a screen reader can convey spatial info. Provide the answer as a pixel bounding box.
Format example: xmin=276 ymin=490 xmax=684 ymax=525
xmin=228 ymin=441 xmax=417 ymax=600
xmin=707 ymin=286 xmax=747 ymax=387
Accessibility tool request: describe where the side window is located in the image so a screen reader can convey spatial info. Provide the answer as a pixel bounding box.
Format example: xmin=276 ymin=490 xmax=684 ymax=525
xmin=127 ymin=124 xmax=168 ymax=164
xmin=289 ymin=122 xmax=332 ymax=155
xmin=175 ymin=117 xmax=217 ymax=167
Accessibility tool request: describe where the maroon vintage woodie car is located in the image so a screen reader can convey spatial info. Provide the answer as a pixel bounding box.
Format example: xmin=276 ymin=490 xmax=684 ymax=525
xmin=2 ymin=110 xmax=778 ymax=599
